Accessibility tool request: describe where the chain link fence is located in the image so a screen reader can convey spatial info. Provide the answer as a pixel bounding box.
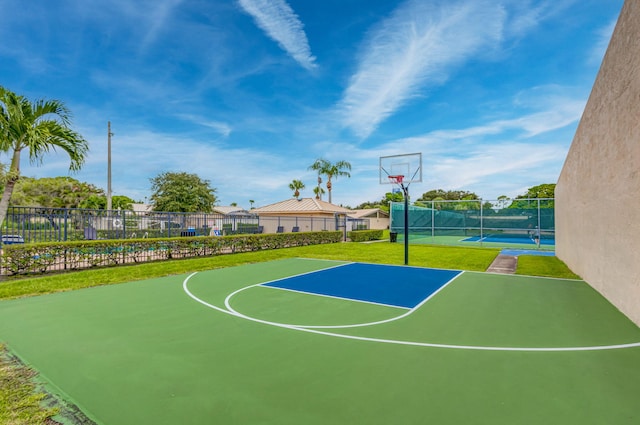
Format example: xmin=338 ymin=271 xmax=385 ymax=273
xmin=390 ymin=198 xmax=555 ymax=249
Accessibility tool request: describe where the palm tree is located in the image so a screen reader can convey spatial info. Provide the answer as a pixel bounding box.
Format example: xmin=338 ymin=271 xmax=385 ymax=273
xmin=288 ymin=179 xmax=305 ymax=199
xmin=0 ymin=87 xmax=89 ymax=224
xmin=308 ymin=158 xmax=351 ymax=204
xmin=313 ymin=186 xmax=325 ymax=200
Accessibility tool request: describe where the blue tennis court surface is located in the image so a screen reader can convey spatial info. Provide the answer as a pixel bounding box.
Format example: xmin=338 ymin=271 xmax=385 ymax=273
xmin=501 ymin=249 xmax=556 ymax=257
xmin=262 ymin=263 xmax=461 ymax=309
xmin=462 ymin=235 xmax=555 ymax=245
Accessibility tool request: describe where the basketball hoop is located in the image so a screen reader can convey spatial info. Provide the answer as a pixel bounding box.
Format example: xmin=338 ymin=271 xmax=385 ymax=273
xmin=388 ymin=175 xmax=404 ymax=184
xmin=380 ymin=153 xmax=422 ymax=266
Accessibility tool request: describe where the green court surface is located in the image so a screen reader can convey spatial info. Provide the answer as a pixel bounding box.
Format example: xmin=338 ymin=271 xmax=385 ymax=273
xmin=0 ymin=258 xmax=639 ymax=424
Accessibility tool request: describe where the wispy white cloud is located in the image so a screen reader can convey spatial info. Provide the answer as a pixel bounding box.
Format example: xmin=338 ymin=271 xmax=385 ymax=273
xmin=176 ymin=114 xmax=232 ymax=137
xmin=337 ymin=0 xmax=506 ymax=139
xmin=318 ymin=88 xmax=583 ymax=204
xmin=237 ymin=0 xmax=317 ymax=70
xmin=140 ymin=0 xmax=185 ymax=50
xmin=505 ymin=0 xmax=576 ymax=38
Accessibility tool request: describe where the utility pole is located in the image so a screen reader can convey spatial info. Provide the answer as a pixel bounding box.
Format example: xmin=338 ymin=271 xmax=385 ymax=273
xmin=107 ymin=121 xmax=113 ymax=211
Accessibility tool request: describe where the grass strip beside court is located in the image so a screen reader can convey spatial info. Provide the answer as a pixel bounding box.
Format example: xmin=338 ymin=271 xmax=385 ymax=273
xmin=0 ymin=345 xmax=59 ymax=424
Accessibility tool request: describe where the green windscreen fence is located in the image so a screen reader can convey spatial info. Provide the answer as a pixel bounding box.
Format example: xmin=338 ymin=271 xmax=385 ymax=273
xmin=390 ymin=199 xmax=555 ymax=247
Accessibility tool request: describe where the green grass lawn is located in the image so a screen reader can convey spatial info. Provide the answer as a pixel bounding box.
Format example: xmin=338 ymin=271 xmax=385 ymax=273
xmin=0 ymin=241 xmax=579 ymax=424
xmin=0 ymin=345 xmax=58 ymax=425
xmin=516 ymin=254 xmax=580 ymax=279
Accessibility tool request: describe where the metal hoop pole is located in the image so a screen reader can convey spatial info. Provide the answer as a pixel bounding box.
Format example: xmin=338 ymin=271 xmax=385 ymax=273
xmin=402 ymin=183 xmax=409 ymax=265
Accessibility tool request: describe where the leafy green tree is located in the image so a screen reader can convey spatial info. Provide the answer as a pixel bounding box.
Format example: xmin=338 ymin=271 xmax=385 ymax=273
xmin=0 ymin=162 xmax=6 ymax=193
xmin=482 ymin=201 xmax=496 ymax=214
xmin=0 ymin=87 xmax=88 ymax=223
xmin=417 ymin=189 xmax=479 ymax=201
xmin=509 ymin=184 xmax=555 ymax=209
xmin=111 ymin=195 xmax=135 ymax=210
xmin=308 ymin=158 xmax=351 ymax=204
xmin=495 ymin=195 xmax=511 ymax=209
xmin=520 ymin=183 xmax=555 ymax=199
xmin=355 ymin=191 xmax=406 ymax=212
xmin=288 ymin=179 xmax=305 ymax=199
xmin=12 ymin=176 xmax=102 ymax=208
xmin=149 ymin=171 xmax=217 ymax=212
xmin=78 ymin=194 xmax=134 ymax=210
xmin=80 ymin=194 xmax=106 ymax=210
xmin=380 ymin=191 xmax=404 ymax=212
xmin=354 ymin=200 xmax=380 ymax=209
xmin=417 ymin=189 xmax=480 ymax=210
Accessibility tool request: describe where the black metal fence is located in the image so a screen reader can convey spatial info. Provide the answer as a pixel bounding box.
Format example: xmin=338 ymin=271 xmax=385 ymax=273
xmin=1 ymin=206 xmax=369 ymax=245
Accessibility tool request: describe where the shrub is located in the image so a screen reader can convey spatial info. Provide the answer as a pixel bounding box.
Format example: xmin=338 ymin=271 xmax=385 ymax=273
xmin=1 ymin=231 xmax=342 ymax=276
xmin=348 ymin=229 xmax=384 ymax=242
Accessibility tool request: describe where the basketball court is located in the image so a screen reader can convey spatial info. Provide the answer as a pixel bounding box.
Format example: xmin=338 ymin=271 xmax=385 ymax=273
xmin=1 ymin=258 xmax=639 ymax=424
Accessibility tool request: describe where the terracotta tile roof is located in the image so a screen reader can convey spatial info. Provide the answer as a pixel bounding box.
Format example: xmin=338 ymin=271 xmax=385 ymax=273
xmin=252 ymin=198 xmax=351 ymax=214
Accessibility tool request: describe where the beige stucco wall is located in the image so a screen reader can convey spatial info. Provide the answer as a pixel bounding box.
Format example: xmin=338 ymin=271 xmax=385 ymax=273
xmin=556 ymin=0 xmax=640 ymax=326
xmin=368 ymin=217 xmax=390 ymax=230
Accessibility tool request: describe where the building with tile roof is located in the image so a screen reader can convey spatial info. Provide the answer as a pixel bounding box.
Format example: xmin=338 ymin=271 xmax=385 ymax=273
xmin=251 ymin=198 xmax=362 ymax=233
xmin=252 ymin=198 xmax=351 ymax=216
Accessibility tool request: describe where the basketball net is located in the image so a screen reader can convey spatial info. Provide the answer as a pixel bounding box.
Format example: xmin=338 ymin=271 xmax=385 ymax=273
xmin=387 ymin=175 xmax=404 ymax=185
xmin=387 ymin=175 xmax=408 ymax=197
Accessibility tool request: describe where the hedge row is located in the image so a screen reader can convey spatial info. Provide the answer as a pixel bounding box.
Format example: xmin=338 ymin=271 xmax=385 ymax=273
xmin=1 ymin=231 xmax=342 ymax=276
xmin=347 ymin=229 xmax=384 ymax=242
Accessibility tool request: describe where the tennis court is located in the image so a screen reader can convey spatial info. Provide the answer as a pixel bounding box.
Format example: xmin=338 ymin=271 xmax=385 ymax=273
xmin=461 ymin=235 xmax=555 ymax=246
xmin=1 ymin=258 xmax=639 ymax=424
xmin=402 ymin=233 xmax=556 ymax=251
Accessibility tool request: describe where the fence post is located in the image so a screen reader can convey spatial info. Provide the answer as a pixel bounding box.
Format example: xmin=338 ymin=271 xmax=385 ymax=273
xmin=480 ymin=199 xmax=484 ymax=245
xmin=63 ymin=208 xmax=68 ymax=241
xmin=120 ymin=210 xmax=125 ymax=240
xmin=431 ymin=201 xmax=436 ymax=241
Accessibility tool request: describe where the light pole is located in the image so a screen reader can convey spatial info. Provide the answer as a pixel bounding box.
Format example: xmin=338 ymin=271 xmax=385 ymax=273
xmin=107 ymin=121 xmax=113 ymax=211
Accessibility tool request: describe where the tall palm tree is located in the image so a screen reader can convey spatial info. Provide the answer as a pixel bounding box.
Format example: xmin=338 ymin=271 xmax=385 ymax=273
xmin=313 ymin=185 xmax=325 ymax=200
xmin=308 ymin=158 xmax=351 ymax=204
xmin=0 ymin=86 xmax=89 ymax=224
xmin=288 ymin=179 xmax=305 ymax=199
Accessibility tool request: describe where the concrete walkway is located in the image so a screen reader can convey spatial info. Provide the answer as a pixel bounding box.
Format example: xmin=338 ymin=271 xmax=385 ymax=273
xmin=486 ymin=254 xmax=517 ymax=274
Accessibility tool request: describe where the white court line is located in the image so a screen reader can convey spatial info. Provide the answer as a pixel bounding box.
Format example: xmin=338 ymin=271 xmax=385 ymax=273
xmin=183 ymin=272 xmax=640 ymax=352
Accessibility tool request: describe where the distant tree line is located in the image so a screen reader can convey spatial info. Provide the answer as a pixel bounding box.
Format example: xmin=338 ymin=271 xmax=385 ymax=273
xmin=354 ymin=183 xmax=556 ymax=212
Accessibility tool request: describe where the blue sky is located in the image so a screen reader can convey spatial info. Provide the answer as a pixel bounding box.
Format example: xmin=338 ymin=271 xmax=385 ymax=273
xmin=0 ymin=0 xmax=624 ymax=208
